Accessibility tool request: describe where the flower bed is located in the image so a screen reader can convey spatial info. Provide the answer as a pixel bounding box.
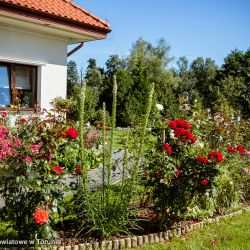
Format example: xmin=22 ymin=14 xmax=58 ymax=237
xmin=0 ymin=80 xmax=250 ymax=247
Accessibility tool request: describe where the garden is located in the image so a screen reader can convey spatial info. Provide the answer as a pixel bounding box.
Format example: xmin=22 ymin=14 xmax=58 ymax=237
xmin=0 ymin=70 xmax=250 ymax=249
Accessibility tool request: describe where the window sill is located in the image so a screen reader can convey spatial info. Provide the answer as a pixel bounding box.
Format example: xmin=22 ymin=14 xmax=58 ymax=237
xmin=0 ymin=108 xmax=42 ymax=115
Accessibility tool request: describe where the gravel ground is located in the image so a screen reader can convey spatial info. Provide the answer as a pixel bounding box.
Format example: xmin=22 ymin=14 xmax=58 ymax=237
xmin=0 ymin=150 xmax=126 ymax=209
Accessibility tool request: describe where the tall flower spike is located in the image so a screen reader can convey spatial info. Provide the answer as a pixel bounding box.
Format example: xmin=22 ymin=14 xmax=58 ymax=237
xmin=107 ymin=75 xmax=117 ymax=191
xmin=132 ymin=83 xmax=154 ymax=186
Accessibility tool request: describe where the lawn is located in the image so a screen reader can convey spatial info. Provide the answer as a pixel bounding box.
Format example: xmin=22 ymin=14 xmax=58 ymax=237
xmin=130 ymin=211 xmax=250 ymax=250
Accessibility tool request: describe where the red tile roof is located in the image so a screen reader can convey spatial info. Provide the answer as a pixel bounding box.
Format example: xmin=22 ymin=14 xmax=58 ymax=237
xmin=0 ymin=0 xmax=111 ymax=33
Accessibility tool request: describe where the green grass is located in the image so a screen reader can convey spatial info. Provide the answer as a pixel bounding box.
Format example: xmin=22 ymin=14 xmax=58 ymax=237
xmin=130 ymin=211 xmax=250 ymax=250
xmin=113 ymin=129 xmax=128 ymax=149
xmin=112 ymin=128 xmax=157 ymax=150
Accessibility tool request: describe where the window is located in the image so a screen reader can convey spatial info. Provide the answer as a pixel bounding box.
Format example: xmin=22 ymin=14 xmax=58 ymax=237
xmin=0 ymin=63 xmax=37 ymax=109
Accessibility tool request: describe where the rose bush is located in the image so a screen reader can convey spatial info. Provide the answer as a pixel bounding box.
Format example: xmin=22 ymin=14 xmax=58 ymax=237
xmin=142 ymin=118 xmax=224 ymax=226
xmin=0 ymin=111 xmax=78 ymax=239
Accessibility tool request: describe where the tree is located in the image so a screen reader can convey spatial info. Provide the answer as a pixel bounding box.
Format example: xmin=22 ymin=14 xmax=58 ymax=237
xmin=99 ymin=55 xmax=132 ymax=126
xmin=125 ymin=38 xmax=176 ymax=124
xmin=85 ymin=58 xmax=104 ymax=89
xmin=218 ymin=49 xmax=250 ymax=117
xmin=190 ymin=57 xmax=217 ymax=107
xmin=67 ymin=60 xmax=79 ymax=97
xmin=175 ymin=56 xmax=197 ymax=102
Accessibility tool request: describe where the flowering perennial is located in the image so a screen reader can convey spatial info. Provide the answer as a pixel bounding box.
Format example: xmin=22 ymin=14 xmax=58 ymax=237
xmin=208 ymin=151 xmax=223 ymax=163
xmin=163 ymin=143 xmax=172 ymax=155
xmin=50 ymin=166 xmax=63 ymax=175
xmin=237 ymin=145 xmax=245 ymax=155
xmin=201 ymin=179 xmax=209 ymax=185
xmin=66 ymin=128 xmax=78 ymax=139
xmin=74 ymin=166 xmax=81 ymax=175
xmin=168 ymin=119 xmax=196 ymax=143
xmin=195 ymin=156 xmax=209 ymax=164
xmin=33 ymin=209 xmax=49 ymax=225
xmin=1 ymin=111 xmax=7 ymax=118
xmin=169 ymin=119 xmax=191 ymax=130
xmin=227 ymin=146 xmax=235 ymax=153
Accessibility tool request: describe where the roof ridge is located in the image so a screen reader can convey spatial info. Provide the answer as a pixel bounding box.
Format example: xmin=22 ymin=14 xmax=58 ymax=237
xmin=65 ymin=0 xmax=110 ymax=29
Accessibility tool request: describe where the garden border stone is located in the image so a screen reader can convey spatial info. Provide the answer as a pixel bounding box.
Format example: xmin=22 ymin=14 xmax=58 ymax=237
xmin=0 ymin=207 xmax=250 ymax=250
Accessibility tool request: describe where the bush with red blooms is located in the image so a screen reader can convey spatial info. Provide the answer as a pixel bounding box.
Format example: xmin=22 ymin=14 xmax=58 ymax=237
xmin=142 ymin=118 xmax=223 ymax=226
xmin=0 ymin=111 xmax=80 ymax=239
xmin=169 ymin=119 xmax=196 ymax=143
xmin=227 ymin=145 xmax=248 ymax=156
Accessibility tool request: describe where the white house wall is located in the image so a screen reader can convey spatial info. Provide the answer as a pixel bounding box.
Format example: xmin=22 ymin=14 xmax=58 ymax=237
xmin=0 ymin=26 xmax=67 ymax=110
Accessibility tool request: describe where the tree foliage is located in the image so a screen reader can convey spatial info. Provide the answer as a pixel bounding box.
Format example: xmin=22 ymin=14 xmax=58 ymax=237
xmin=66 ymin=40 xmax=250 ymax=125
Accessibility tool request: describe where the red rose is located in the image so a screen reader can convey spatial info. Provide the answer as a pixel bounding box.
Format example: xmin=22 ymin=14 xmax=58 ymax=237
xmin=209 ymin=151 xmax=223 ymax=163
xmin=195 ymin=157 xmax=209 ymax=164
xmin=201 ymin=179 xmax=209 ymax=186
xmin=237 ymin=145 xmax=245 ymax=155
xmin=105 ymin=127 xmax=110 ymax=132
xmin=33 ymin=209 xmax=49 ymax=225
xmin=1 ymin=111 xmax=7 ymax=118
xmin=169 ymin=119 xmax=191 ymax=130
xmin=156 ymin=171 xmax=161 ymax=177
xmin=173 ymin=128 xmax=196 ymax=143
xmin=163 ymin=143 xmax=172 ymax=155
xmin=227 ymin=146 xmax=235 ymax=154
xmin=20 ymin=117 xmax=27 ymax=123
xmin=66 ymin=128 xmax=78 ymax=139
xmin=74 ymin=166 xmax=81 ymax=175
xmin=50 ymin=166 xmax=63 ymax=175
xmin=175 ymin=170 xmax=182 ymax=175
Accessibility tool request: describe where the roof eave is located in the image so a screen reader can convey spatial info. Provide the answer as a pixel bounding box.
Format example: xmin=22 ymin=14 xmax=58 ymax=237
xmin=0 ymin=5 xmax=111 ymax=41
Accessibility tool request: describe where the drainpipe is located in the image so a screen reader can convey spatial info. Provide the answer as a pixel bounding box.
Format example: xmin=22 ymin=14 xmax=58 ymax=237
xmin=67 ymin=42 xmax=84 ymax=57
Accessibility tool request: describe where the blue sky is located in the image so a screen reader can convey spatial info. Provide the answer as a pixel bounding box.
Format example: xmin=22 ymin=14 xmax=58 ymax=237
xmin=69 ymin=0 xmax=250 ymax=71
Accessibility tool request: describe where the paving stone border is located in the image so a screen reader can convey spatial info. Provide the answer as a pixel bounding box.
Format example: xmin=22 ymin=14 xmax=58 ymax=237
xmin=1 ymin=207 xmax=249 ymax=250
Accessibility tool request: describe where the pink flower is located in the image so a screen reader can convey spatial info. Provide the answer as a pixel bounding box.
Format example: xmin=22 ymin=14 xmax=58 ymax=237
xmin=163 ymin=143 xmax=172 ymax=155
xmin=31 ymin=145 xmax=40 ymax=151
xmin=25 ymin=156 xmax=32 ymax=162
xmin=201 ymin=179 xmax=209 ymax=185
xmin=241 ymin=168 xmax=249 ymax=174
xmin=1 ymin=126 xmax=9 ymax=134
xmin=14 ymin=137 xmax=22 ymax=147
xmin=244 ymin=152 xmax=250 ymax=157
